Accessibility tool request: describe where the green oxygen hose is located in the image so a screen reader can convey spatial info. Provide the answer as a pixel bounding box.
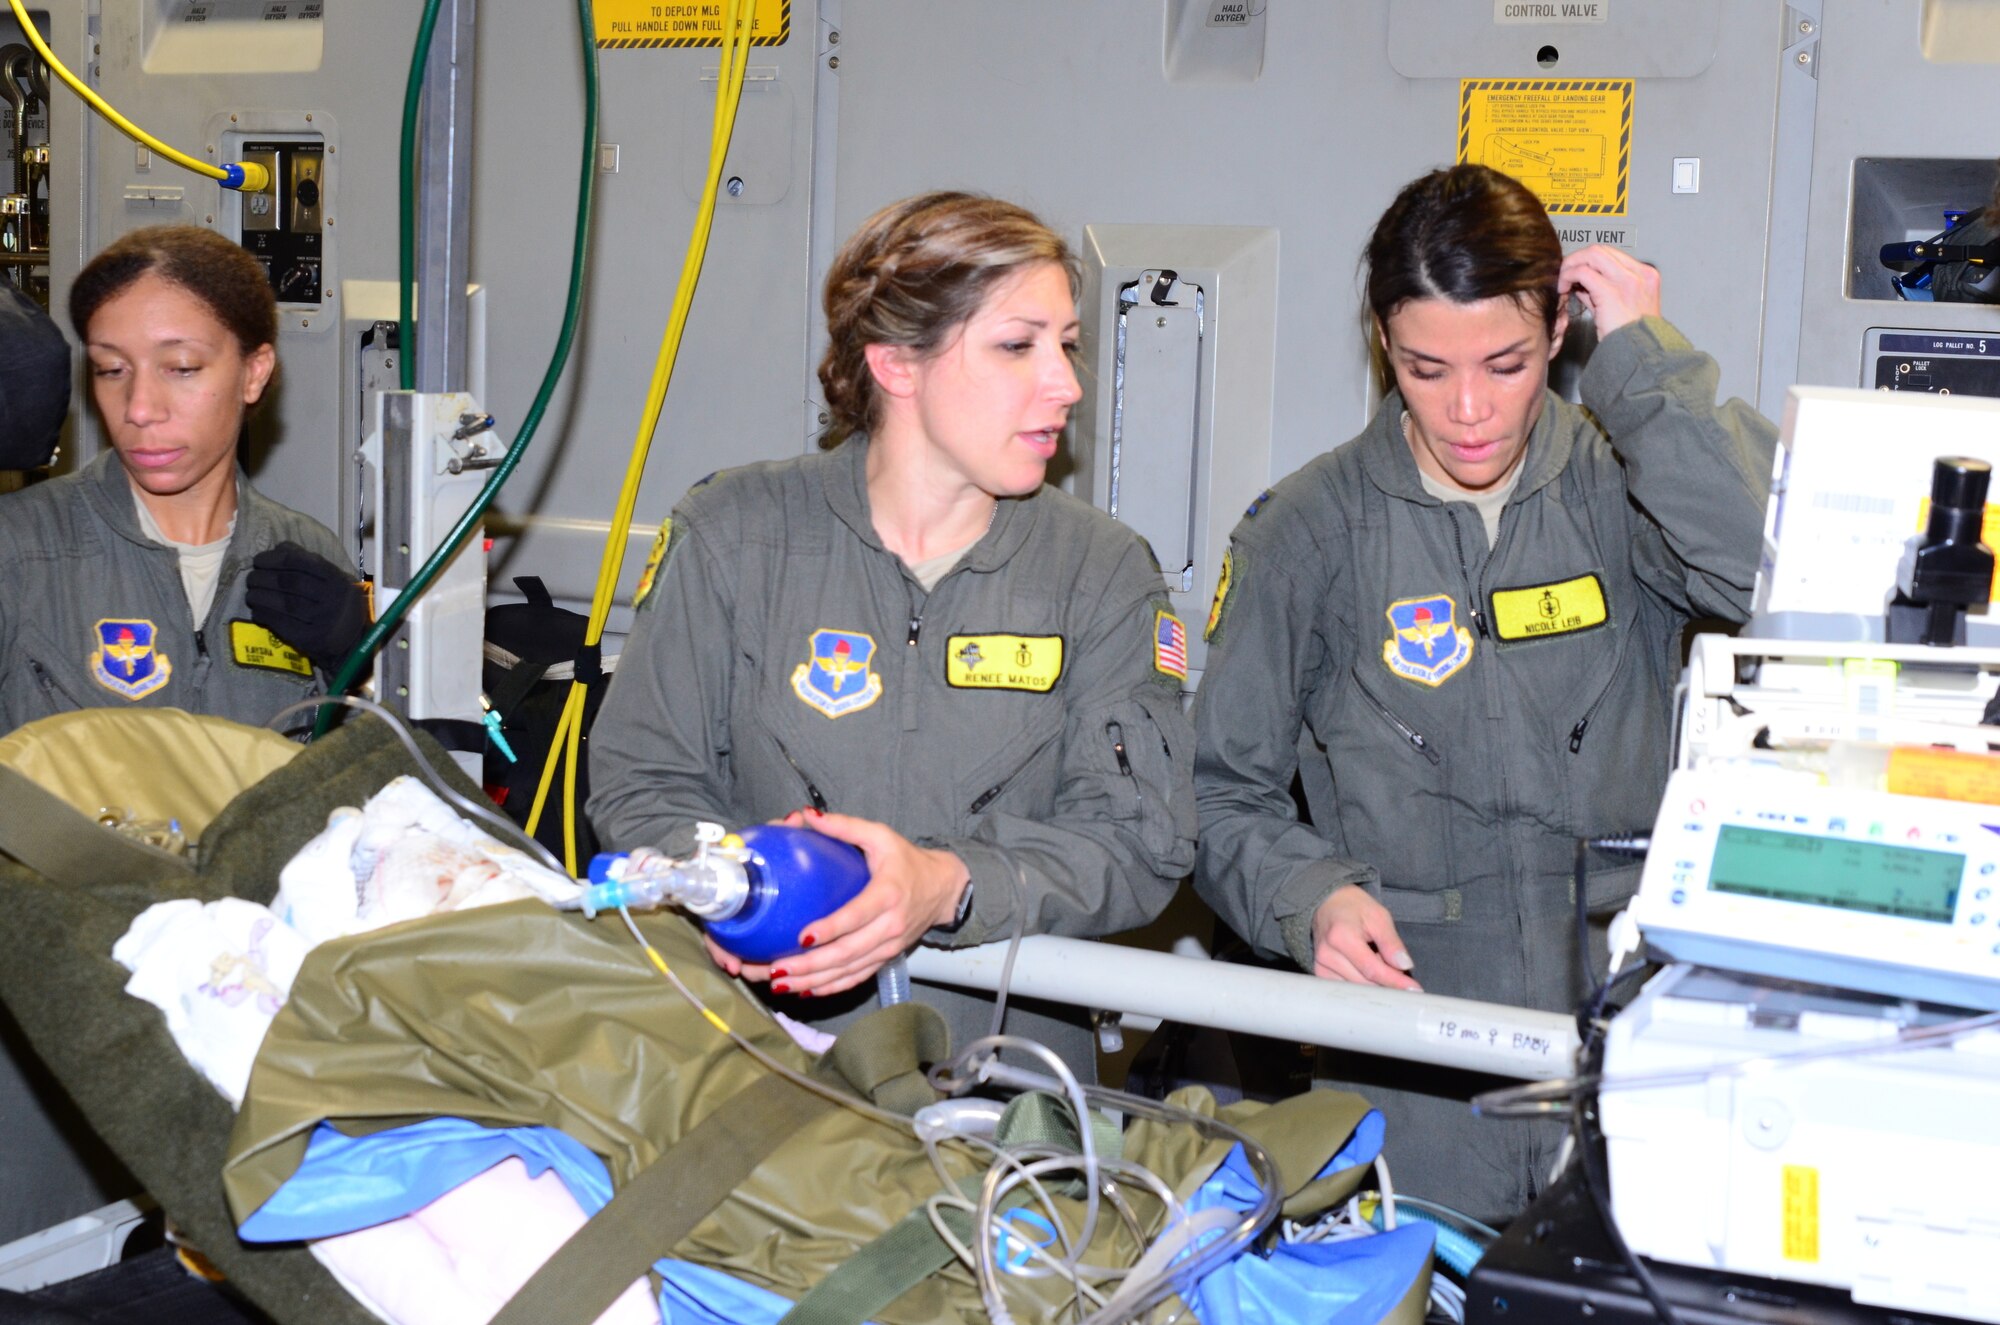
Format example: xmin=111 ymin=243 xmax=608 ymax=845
xmin=313 ymin=0 xmax=599 ymax=737
xmin=397 ymin=0 xmax=445 ymax=391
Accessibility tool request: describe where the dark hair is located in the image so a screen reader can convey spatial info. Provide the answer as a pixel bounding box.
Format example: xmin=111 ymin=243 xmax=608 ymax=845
xmin=69 ymin=225 xmax=278 ymax=355
xmin=1365 ymin=164 xmax=1563 ymax=336
xmin=818 ymin=192 xmax=1078 ymax=444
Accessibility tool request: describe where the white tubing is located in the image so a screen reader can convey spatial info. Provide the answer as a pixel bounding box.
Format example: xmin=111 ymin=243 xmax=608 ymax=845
xmin=905 ymin=937 xmax=1579 ymax=1081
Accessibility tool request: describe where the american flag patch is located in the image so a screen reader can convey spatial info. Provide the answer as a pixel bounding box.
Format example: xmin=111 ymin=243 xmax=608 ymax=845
xmin=1153 ymin=611 xmax=1188 ymax=680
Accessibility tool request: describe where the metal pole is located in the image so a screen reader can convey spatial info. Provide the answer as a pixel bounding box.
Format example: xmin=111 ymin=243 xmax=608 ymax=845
xmin=415 ymin=0 xmax=476 ymax=394
xmin=906 ymin=937 xmax=1581 ymax=1081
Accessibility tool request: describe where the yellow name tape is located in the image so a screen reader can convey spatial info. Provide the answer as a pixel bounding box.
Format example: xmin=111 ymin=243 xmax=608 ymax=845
xmin=945 ymin=634 xmax=1064 ymax=692
xmin=229 ymin=621 xmax=312 ymax=676
xmin=1489 ymin=573 xmax=1607 ymax=642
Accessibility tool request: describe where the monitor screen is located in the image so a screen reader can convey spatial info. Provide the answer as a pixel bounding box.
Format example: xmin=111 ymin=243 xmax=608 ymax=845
xmin=1709 ymin=825 xmax=1962 ymax=924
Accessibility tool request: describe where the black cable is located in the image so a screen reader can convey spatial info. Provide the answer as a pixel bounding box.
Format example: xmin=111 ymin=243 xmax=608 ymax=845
xmin=1574 ymin=1045 xmax=1687 ymax=1325
xmin=1572 ymin=833 xmax=1652 ymax=1038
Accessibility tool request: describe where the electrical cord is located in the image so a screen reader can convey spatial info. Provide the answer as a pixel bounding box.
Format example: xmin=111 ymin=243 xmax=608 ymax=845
xmin=7 ymin=0 xmax=269 ymax=190
xmin=1572 ymin=833 xmax=1651 ymax=1035
xmin=1574 ymin=1036 xmax=1686 ymax=1325
xmin=316 ymin=0 xmax=599 ymax=737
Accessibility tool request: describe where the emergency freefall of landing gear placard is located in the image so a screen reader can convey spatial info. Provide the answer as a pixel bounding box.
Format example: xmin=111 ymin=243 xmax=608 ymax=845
xmin=595 ymin=0 xmax=790 ymax=49
xmin=1457 ymin=77 xmax=1634 ymax=216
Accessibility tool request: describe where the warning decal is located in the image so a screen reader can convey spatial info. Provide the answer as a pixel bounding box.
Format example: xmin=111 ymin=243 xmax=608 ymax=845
xmin=1458 ymin=78 xmax=1633 ymax=215
xmin=597 ymin=0 xmax=789 ymax=49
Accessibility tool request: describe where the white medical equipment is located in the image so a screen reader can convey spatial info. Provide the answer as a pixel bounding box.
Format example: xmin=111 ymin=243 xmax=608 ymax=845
xmin=1754 ymin=386 xmax=2000 ymax=644
xmin=1631 ymin=766 xmax=2000 ymax=1010
xmin=1600 ymin=385 xmax=2000 ymax=1323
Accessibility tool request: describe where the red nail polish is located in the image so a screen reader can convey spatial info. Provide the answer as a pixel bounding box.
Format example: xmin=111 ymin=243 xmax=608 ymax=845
xmin=800 ymin=934 xmax=817 ymax=949
xmin=809 ymin=807 xmax=825 ymax=818
xmin=797 ymin=989 xmax=814 ymax=999
xmin=771 ymin=982 xmax=791 ymax=995
xmin=771 ymin=968 xmax=790 ymax=980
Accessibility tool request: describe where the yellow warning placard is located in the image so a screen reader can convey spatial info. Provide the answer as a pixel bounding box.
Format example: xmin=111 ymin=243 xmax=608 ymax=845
xmin=1781 ymin=1165 xmax=1820 ymax=1263
xmin=597 ymin=0 xmax=789 ymax=49
xmin=1458 ymin=78 xmax=1633 ymax=215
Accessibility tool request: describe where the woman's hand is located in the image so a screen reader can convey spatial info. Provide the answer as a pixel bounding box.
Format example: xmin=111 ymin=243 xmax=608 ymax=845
xmin=1559 ymin=244 xmax=1661 ymax=339
xmin=1310 ymin=885 xmax=1421 ymax=991
xmin=712 ymin=810 xmax=970 ymax=998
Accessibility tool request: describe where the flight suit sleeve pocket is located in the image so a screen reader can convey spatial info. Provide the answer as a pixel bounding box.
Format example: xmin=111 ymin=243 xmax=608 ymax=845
xmin=1098 ymin=689 xmax=1197 ymax=873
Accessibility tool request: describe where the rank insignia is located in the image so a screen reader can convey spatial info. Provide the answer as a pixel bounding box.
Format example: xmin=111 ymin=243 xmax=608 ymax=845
xmin=1382 ymin=594 xmax=1473 ymax=687
xmin=791 ymin=628 xmax=883 ymax=718
xmin=90 ymin=618 xmax=173 ymax=700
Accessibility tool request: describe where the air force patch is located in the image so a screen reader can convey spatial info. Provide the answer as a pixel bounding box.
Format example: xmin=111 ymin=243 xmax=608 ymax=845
xmin=791 ymin=628 xmax=883 ymax=718
xmin=1382 ymin=594 xmax=1473 ymax=687
xmin=90 ymin=618 xmax=173 ymax=700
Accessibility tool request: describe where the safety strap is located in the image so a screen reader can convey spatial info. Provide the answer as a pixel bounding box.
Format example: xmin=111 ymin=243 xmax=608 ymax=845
xmin=811 ymin=1000 xmax=949 ymax=1117
xmin=0 ymin=764 xmax=194 ymax=888
xmin=776 ymin=1189 xmax=973 ymax=1325
xmin=489 ymin=1072 xmax=836 ymax=1325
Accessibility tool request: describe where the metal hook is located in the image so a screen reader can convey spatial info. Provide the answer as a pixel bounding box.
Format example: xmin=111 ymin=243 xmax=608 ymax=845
xmin=0 ymin=45 xmax=27 ymax=120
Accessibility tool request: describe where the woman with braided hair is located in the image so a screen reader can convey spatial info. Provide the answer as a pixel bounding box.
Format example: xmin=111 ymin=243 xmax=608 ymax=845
xmin=590 ymin=192 xmax=1197 ymax=1075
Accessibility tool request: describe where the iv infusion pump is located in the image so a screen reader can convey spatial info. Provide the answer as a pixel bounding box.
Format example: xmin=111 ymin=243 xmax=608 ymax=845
xmin=1630 ymin=767 xmax=2000 ymax=1011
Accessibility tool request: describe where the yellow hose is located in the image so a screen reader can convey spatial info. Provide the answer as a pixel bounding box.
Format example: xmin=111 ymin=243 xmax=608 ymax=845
xmin=8 ymin=0 xmax=269 ymax=192
xmin=526 ymin=0 xmax=756 ymax=870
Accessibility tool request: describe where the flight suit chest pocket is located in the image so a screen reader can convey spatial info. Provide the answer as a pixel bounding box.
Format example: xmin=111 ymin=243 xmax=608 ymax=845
xmin=19 ymin=620 xmax=121 ymax=717
xmin=1094 ymin=688 xmax=1196 ymax=867
xmin=956 ymin=699 xmax=1065 ymax=826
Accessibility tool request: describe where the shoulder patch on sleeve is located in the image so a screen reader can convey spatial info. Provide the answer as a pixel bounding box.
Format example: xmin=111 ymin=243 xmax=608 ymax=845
xmin=1204 ymin=547 xmax=1236 ymax=644
xmin=1244 ymin=489 xmax=1273 ymax=519
xmin=1152 ymin=610 xmax=1188 ymax=681
xmin=633 ymin=518 xmax=674 ymax=611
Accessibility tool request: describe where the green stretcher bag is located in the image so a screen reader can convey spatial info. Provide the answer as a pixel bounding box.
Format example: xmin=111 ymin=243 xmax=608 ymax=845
xmin=0 ymin=710 xmax=440 ymax=1325
xmin=224 ymin=890 xmax=1430 ymax=1325
xmin=0 ymin=707 xmax=1428 ymax=1324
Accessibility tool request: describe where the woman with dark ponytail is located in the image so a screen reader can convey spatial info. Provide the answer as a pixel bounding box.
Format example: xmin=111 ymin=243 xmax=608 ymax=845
xmin=591 ymin=193 xmax=1196 ymax=1077
xmin=1192 ymin=164 xmax=1777 ymax=1222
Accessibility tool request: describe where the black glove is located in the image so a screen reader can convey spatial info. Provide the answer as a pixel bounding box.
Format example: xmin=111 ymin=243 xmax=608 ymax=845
xmin=245 ymin=542 xmax=372 ymax=671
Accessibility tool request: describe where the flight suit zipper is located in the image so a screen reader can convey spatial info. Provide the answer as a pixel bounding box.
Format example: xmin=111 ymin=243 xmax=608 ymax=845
xmin=771 ymin=733 xmax=829 ymax=813
xmin=1567 ymin=621 xmax=1639 ymax=754
xmin=1448 ymin=517 xmax=1492 ymax=640
xmin=1107 ymin=719 xmax=1135 ymax=777
xmin=29 ymin=658 xmax=71 ymax=707
xmin=968 ymin=727 xmax=1063 ymax=815
xmin=1358 ymin=685 xmax=1441 ymax=765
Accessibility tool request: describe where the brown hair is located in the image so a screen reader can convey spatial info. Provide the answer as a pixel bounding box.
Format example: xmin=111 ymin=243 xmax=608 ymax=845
xmin=817 ymin=192 xmax=1078 ymax=444
xmin=70 ymin=224 xmax=278 ymax=355
xmin=1365 ymin=164 xmax=1563 ymax=336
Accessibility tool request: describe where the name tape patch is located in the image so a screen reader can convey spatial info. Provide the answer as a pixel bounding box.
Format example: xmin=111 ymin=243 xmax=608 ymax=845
xmin=1489 ymin=573 xmax=1608 ymax=641
xmin=946 ymin=634 xmax=1064 ymax=692
xmin=229 ymin=621 xmax=313 ymax=676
